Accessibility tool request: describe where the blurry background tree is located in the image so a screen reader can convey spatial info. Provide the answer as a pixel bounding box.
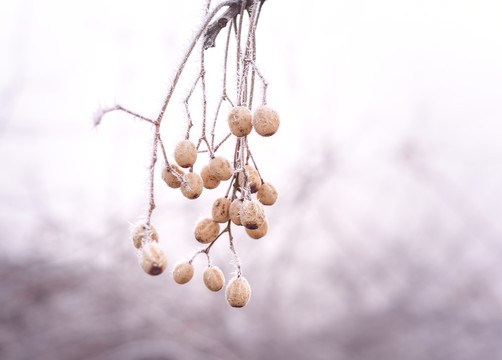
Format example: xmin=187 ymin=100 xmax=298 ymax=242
xmin=1 ymin=0 xmax=502 ymax=359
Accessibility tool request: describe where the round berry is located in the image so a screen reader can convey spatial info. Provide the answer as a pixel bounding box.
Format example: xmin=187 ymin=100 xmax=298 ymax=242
xmin=245 ymin=219 xmax=268 ymax=239
xmin=240 ymin=200 xmax=266 ymax=230
xmin=228 ymin=106 xmax=253 ymax=137
xmin=173 ymin=262 xmax=195 ymax=284
xmin=140 ymin=242 xmax=167 ymax=276
xmin=253 ymin=106 xmax=280 ymax=137
xmin=201 ymin=165 xmax=220 ymax=189
xmin=238 ymin=165 xmax=261 ymax=193
xmin=257 ymin=182 xmax=278 ymax=205
xmin=212 ymin=197 xmax=231 ymax=223
xmin=203 ymin=266 xmax=225 ymax=292
xmin=226 ymin=276 xmax=251 ymax=308
xmin=174 ymin=140 xmax=197 ymax=168
xmin=194 ymin=218 xmax=220 ymax=244
xmin=180 ymin=172 xmax=203 ymax=199
xmin=229 ymin=199 xmax=244 ymax=226
xmin=132 ymin=223 xmax=159 ymax=249
xmin=209 ymin=156 xmax=234 ymax=181
xmin=161 ymin=163 xmax=185 ymax=189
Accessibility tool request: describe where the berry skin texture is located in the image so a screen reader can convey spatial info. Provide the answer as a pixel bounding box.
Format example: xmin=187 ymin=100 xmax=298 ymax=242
xmin=228 ymin=106 xmax=253 ymax=137
xmin=161 ymin=164 xmax=185 ymax=189
xmin=257 ymin=182 xmax=278 ymax=206
xmin=140 ymin=242 xmax=167 ymax=276
xmin=209 ymin=156 xmax=234 ymax=181
xmin=229 ymin=199 xmax=244 ymax=226
xmin=245 ymin=219 xmax=268 ymax=239
xmin=201 ymin=165 xmax=221 ymax=189
xmin=226 ymin=277 xmax=251 ymax=308
xmin=194 ymin=218 xmax=221 ymax=244
xmin=173 ymin=262 xmax=195 ymax=284
xmin=238 ymin=165 xmax=261 ymax=193
xmin=180 ymin=173 xmax=203 ymax=199
xmin=203 ymin=266 xmax=225 ymax=292
xmin=174 ymin=140 xmax=197 ymax=168
xmin=240 ymin=200 xmax=266 ymax=230
xmin=132 ymin=224 xmax=159 ymax=249
xmin=212 ymin=197 xmax=231 ymax=223
xmin=253 ymin=106 xmax=280 ymax=137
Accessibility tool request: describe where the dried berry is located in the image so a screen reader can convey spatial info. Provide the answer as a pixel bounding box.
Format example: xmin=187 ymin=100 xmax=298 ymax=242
xmin=201 ymin=165 xmax=221 ymax=189
xmin=245 ymin=219 xmax=268 ymax=239
xmin=257 ymin=182 xmax=278 ymax=206
xmin=203 ymin=266 xmax=225 ymax=292
xmin=238 ymin=165 xmax=261 ymax=193
xmin=228 ymin=106 xmax=253 ymax=137
xmin=212 ymin=197 xmax=231 ymax=223
xmin=174 ymin=140 xmax=197 ymax=168
xmin=140 ymin=242 xmax=167 ymax=276
xmin=161 ymin=163 xmax=185 ymax=189
xmin=209 ymin=156 xmax=234 ymax=181
xmin=194 ymin=218 xmax=221 ymax=244
xmin=180 ymin=172 xmax=203 ymax=199
xmin=173 ymin=262 xmax=195 ymax=284
xmin=226 ymin=276 xmax=251 ymax=307
xmin=132 ymin=223 xmax=159 ymax=249
xmin=253 ymin=106 xmax=280 ymax=137
xmin=240 ymin=200 xmax=266 ymax=230
xmin=229 ymin=199 xmax=244 ymax=226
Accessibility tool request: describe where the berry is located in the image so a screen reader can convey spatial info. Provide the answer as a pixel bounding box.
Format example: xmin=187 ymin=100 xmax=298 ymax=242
xmin=226 ymin=276 xmax=251 ymax=307
xmin=194 ymin=218 xmax=221 ymax=244
xmin=201 ymin=165 xmax=221 ymax=189
xmin=174 ymin=140 xmax=197 ymax=168
xmin=212 ymin=197 xmax=231 ymax=223
xmin=132 ymin=223 xmax=159 ymax=249
xmin=228 ymin=106 xmax=253 ymax=137
xmin=180 ymin=172 xmax=203 ymax=199
xmin=238 ymin=165 xmax=261 ymax=193
xmin=257 ymin=182 xmax=278 ymax=205
xmin=240 ymin=200 xmax=266 ymax=230
xmin=245 ymin=219 xmax=268 ymax=239
xmin=203 ymin=266 xmax=225 ymax=292
xmin=140 ymin=242 xmax=167 ymax=276
xmin=173 ymin=262 xmax=195 ymax=284
xmin=253 ymin=106 xmax=280 ymax=137
xmin=209 ymin=156 xmax=234 ymax=181
xmin=229 ymin=199 xmax=244 ymax=226
xmin=161 ymin=163 xmax=185 ymax=189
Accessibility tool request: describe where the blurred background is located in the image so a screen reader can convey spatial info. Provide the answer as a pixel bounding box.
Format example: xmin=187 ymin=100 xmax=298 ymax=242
xmin=1 ymin=0 xmax=502 ymax=359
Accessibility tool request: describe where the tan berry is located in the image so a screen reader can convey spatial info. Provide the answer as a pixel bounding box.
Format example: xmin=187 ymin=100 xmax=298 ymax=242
xmin=226 ymin=276 xmax=251 ymax=308
xmin=240 ymin=200 xmax=266 ymax=230
xmin=201 ymin=165 xmax=220 ymax=189
xmin=253 ymin=106 xmax=280 ymax=137
xmin=194 ymin=218 xmax=220 ymax=244
xmin=229 ymin=199 xmax=244 ymax=226
xmin=257 ymin=182 xmax=278 ymax=206
xmin=209 ymin=156 xmax=234 ymax=181
xmin=180 ymin=172 xmax=203 ymax=199
xmin=228 ymin=106 xmax=253 ymax=137
xmin=132 ymin=223 xmax=159 ymax=249
xmin=212 ymin=197 xmax=231 ymax=223
xmin=203 ymin=266 xmax=225 ymax=292
xmin=140 ymin=242 xmax=167 ymax=276
xmin=161 ymin=163 xmax=184 ymax=189
xmin=245 ymin=219 xmax=268 ymax=239
xmin=173 ymin=262 xmax=195 ymax=284
xmin=174 ymin=140 xmax=197 ymax=168
xmin=238 ymin=165 xmax=261 ymax=193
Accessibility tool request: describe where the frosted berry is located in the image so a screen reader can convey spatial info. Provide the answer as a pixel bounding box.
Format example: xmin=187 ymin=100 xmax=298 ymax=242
xmin=140 ymin=242 xmax=167 ymax=276
xmin=161 ymin=163 xmax=184 ymax=189
xmin=203 ymin=266 xmax=225 ymax=292
xmin=238 ymin=165 xmax=261 ymax=193
xmin=132 ymin=223 xmax=159 ymax=249
xmin=174 ymin=140 xmax=197 ymax=168
xmin=257 ymin=182 xmax=278 ymax=205
xmin=240 ymin=200 xmax=266 ymax=230
xmin=228 ymin=106 xmax=253 ymax=137
xmin=173 ymin=262 xmax=195 ymax=284
xmin=226 ymin=276 xmax=251 ymax=307
xmin=209 ymin=156 xmax=234 ymax=181
xmin=194 ymin=218 xmax=220 ymax=244
xmin=180 ymin=172 xmax=203 ymax=199
xmin=245 ymin=219 xmax=268 ymax=239
xmin=201 ymin=165 xmax=220 ymax=189
xmin=212 ymin=197 xmax=231 ymax=223
xmin=229 ymin=199 xmax=244 ymax=226
xmin=253 ymin=106 xmax=280 ymax=137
